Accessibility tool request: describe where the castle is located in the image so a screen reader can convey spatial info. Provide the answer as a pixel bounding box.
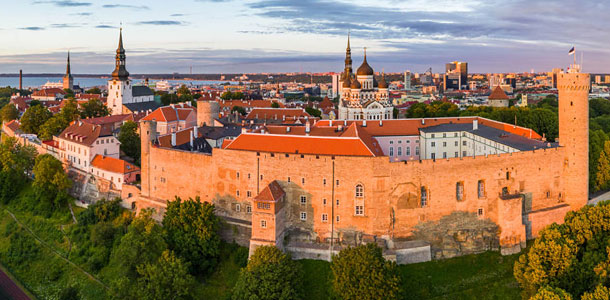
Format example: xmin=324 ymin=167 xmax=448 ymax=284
xmin=121 ymin=68 xmax=589 ymax=261
xmin=337 ymin=35 xmax=393 ymax=120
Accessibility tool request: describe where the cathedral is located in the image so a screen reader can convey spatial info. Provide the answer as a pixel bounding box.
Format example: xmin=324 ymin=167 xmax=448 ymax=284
xmin=338 ymin=35 xmax=394 ymax=120
xmin=107 ymin=28 xmax=156 ymax=115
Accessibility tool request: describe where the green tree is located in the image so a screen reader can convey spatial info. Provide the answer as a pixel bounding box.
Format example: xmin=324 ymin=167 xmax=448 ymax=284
xmin=58 ymin=286 xmax=80 ymax=300
xmin=80 ymin=99 xmax=110 ymax=119
xmin=60 ymin=98 xmax=80 ymax=123
xmin=32 ymin=154 xmax=72 ymax=209
xmin=136 ymin=250 xmax=195 ymax=300
xmin=596 ymin=141 xmax=610 ymax=191
xmin=105 ymin=209 xmax=167 ymax=299
xmin=0 ymin=103 xmax=18 ymax=122
xmin=38 ymin=115 xmax=69 ymax=140
xmin=305 ymin=107 xmax=321 ymax=118
xmin=118 ymin=121 xmax=140 ymax=163
xmin=271 ymin=101 xmax=280 ymax=108
xmin=530 ymin=286 xmax=573 ymax=300
xmin=232 ymin=245 xmax=303 ymax=300
xmin=582 ymin=285 xmax=610 ymax=300
xmin=6 ymin=230 xmax=39 ymax=265
xmin=163 ymin=197 xmax=220 ymax=275
xmin=591 ymin=130 xmax=609 ymax=191
xmin=86 ymin=87 xmax=102 ymax=94
xmin=177 ymin=84 xmax=190 ymax=96
xmin=231 ymin=105 xmax=246 ymax=116
xmin=20 ymin=104 xmax=52 ymax=134
xmin=63 ymin=88 xmax=75 ymax=98
xmin=331 ymin=243 xmax=402 ymax=300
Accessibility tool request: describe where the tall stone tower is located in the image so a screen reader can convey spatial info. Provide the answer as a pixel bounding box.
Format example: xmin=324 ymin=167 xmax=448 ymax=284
xmin=63 ymin=51 xmax=74 ymax=90
xmin=557 ymin=69 xmax=590 ymax=209
xmin=140 ymin=120 xmax=157 ymax=198
xmin=107 ymin=28 xmax=133 ymax=115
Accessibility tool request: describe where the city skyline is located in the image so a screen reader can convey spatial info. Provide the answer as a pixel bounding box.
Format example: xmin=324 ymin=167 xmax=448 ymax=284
xmin=0 ymin=0 xmax=608 ymax=74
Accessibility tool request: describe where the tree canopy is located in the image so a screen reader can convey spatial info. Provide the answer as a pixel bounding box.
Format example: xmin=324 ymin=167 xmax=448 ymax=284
xmin=163 ymin=197 xmax=220 ymax=275
xmin=331 ymin=243 xmax=402 ymax=300
xmin=20 ymin=104 xmax=52 ymax=135
xmin=32 ymin=154 xmax=72 ymax=209
xmin=80 ymin=99 xmax=110 ymax=119
xmin=135 ymin=250 xmax=195 ymax=300
xmin=118 ymin=121 xmax=140 ymax=164
xmin=232 ymin=245 xmax=303 ymax=300
xmin=0 ymin=103 xmax=19 ymax=122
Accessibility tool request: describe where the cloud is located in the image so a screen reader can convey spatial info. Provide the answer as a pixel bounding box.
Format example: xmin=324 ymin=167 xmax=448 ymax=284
xmin=170 ymin=13 xmax=186 ymax=17
xmin=32 ymin=0 xmax=92 ymax=7
xmin=71 ymin=12 xmax=92 ymax=16
xmin=19 ymin=26 xmax=45 ymax=31
xmin=102 ymin=4 xmax=150 ymax=10
xmin=51 ymin=23 xmax=85 ymax=28
xmin=136 ymin=21 xmax=187 ymax=26
xmin=96 ymin=24 xmax=117 ymax=29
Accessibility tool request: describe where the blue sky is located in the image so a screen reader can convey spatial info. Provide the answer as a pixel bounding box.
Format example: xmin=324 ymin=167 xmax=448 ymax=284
xmin=0 ymin=0 xmax=607 ymax=74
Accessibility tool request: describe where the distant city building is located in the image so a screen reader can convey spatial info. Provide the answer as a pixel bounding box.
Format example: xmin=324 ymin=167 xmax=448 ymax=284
xmin=420 ymin=68 xmax=434 ymax=86
xmin=487 ymin=86 xmax=510 ymax=108
xmin=443 ymin=61 xmax=468 ymax=91
xmin=337 ymin=35 xmax=393 ymax=120
xmin=404 ymin=71 xmax=412 ymax=90
xmin=331 ymin=73 xmax=340 ymax=98
xmin=106 ymin=28 xmax=156 ymax=115
xmin=63 ymin=52 xmax=74 ymax=90
xmin=550 ymin=68 xmax=563 ymax=88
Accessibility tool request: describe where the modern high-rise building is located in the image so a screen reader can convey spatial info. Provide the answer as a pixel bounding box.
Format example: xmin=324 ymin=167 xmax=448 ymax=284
xmin=443 ymin=61 xmax=468 ymax=91
xmin=404 ymin=71 xmax=411 ymax=90
xmin=331 ymin=73 xmax=340 ymax=98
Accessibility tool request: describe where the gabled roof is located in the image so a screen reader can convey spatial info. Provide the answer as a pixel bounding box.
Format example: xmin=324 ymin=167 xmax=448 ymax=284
xmin=157 ymin=127 xmax=199 ymax=148
xmin=141 ymin=104 xmax=195 ymax=123
xmin=245 ymin=108 xmax=311 ymax=120
xmin=132 ymin=86 xmax=154 ymax=97
xmin=489 ymin=86 xmax=509 ymax=100
xmin=83 ymin=114 xmax=133 ymax=126
xmin=58 ymin=121 xmax=114 ymax=146
xmin=2 ymin=120 xmax=22 ymax=136
xmin=254 ymin=180 xmax=285 ymax=202
xmin=91 ymin=155 xmax=140 ymax=174
xmin=32 ymin=88 xmax=65 ymax=97
xmin=123 ymin=101 xmax=161 ymax=114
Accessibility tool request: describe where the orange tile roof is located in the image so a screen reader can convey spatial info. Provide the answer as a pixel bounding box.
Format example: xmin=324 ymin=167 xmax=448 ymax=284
xmin=223 ymin=133 xmax=381 ymax=156
xmin=157 ymin=127 xmax=199 ymax=148
xmin=489 ymin=86 xmax=509 ymax=100
xmin=91 ymin=155 xmax=140 ymax=174
xmin=254 ymin=180 xmax=285 ymax=202
xmin=83 ymin=114 xmax=134 ymax=126
xmin=141 ymin=104 xmax=195 ymax=123
xmin=58 ymin=121 xmax=113 ymax=146
xmin=3 ymin=120 xmax=21 ymax=136
xmin=32 ymin=88 xmax=65 ymax=97
xmin=219 ymin=100 xmax=284 ymax=110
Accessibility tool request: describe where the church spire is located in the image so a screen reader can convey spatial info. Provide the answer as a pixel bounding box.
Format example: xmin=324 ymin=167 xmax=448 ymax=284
xmin=112 ymin=27 xmax=129 ymax=80
xmin=342 ymin=32 xmax=353 ymax=80
xmin=65 ymin=51 xmax=71 ymax=76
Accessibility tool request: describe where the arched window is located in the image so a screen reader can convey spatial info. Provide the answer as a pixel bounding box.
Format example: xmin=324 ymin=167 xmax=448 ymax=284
xmin=478 ymin=180 xmax=485 ymax=198
xmin=355 ymin=184 xmax=364 ymax=198
xmin=456 ymin=182 xmax=464 ymax=201
xmin=420 ymin=187 xmax=427 ymax=207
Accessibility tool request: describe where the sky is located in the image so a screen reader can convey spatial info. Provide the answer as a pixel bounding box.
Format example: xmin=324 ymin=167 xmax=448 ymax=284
xmin=0 ymin=0 xmax=608 ymax=74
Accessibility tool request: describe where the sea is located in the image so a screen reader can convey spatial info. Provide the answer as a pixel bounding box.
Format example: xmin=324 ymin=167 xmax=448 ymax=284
xmin=0 ymin=76 xmax=236 ymax=89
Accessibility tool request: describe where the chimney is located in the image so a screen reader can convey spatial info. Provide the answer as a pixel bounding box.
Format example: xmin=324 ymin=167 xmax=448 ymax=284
xmin=363 ymin=120 xmax=367 ymax=127
xmin=305 ymin=121 xmax=311 ymax=133
xmin=329 ymin=120 xmax=333 ymax=127
xmin=421 ymin=119 xmax=425 ymax=125
xmin=473 ymin=119 xmax=478 ymax=130
xmin=190 ymin=131 xmax=194 ymax=148
xmin=171 ymin=133 xmax=176 ymax=146
xmin=379 ymin=120 xmax=383 ymax=127
xmin=344 ymin=120 xmax=347 ymax=126
xmin=286 ymin=127 xmax=291 ymax=133
xmin=338 ymin=124 xmax=343 ymax=131
xmin=241 ymin=128 xmax=247 ymax=134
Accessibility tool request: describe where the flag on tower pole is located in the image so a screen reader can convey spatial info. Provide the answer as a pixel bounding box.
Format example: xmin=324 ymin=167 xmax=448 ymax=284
xmin=569 ymin=47 xmax=575 ymax=55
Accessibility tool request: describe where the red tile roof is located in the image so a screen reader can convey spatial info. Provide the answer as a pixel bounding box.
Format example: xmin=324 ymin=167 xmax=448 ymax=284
xmin=141 ymin=104 xmax=195 ymax=123
xmin=245 ymin=108 xmax=310 ymax=120
xmin=157 ymin=127 xmax=199 ymax=148
xmin=489 ymin=86 xmax=509 ymax=100
xmin=32 ymin=88 xmax=65 ymax=97
xmin=254 ymin=180 xmax=285 ymax=202
xmin=83 ymin=114 xmax=134 ymax=126
xmin=58 ymin=121 xmax=113 ymax=146
xmin=91 ymin=155 xmax=140 ymax=174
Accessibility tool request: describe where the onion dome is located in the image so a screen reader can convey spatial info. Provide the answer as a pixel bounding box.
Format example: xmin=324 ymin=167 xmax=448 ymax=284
xmin=378 ymin=74 xmax=388 ymax=89
xmin=342 ymin=75 xmax=351 ymax=88
xmin=356 ymin=48 xmax=374 ymax=76
xmin=350 ymin=78 xmax=361 ymax=89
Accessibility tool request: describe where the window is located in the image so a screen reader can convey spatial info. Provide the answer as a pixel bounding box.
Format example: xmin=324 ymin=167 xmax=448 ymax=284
xmin=455 ymin=141 xmax=458 ymax=146
xmin=236 ymin=172 xmax=240 ymax=179
xmin=431 ymin=142 xmax=435 ymax=147
xmin=431 ymin=134 xmax=435 ymax=138
xmin=456 ymin=182 xmax=464 ymax=201
xmin=336 ymin=180 xmax=340 ymax=186
xmin=260 ymin=174 xmax=264 ymax=180
xmin=454 ymin=133 xmax=458 ymax=137
xmin=236 ymin=190 xmax=240 ymax=197
xmin=506 ymin=172 xmax=510 ymax=180
xmin=355 ymin=184 xmax=364 ymax=198
xmin=502 ymin=187 xmax=509 ymax=196
xmin=323 ymin=179 xmax=326 ymax=185
xmin=443 ymin=133 xmax=446 ymax=138
xmin=300 ymin=195 xmax=307 ymax=205
xmin=406 ymin=147 xmax=411 ymax=156
xmin=323 ymin=198 xmax=327 ymax=205
xmin=478 ymin=180 xmax=485 ymax=198
xmin=390 ymin=140 xmax=393 ymax=144
xmin=287 ymin=177 xmax=291 ymax=182
xmin=407 ymin=140 xmax=411 ymax=144
xmin=248 ymin=173 xmax=251 ymax=179
xmin=454 ymin=152 xmax=458 ymax=157
xmin=420 ymin=187 xmax=427 ymax=207
xmin=300 ymin=212 xmax=307 ymax=221
xmin=355 ymin=205 xmax=364 ymax=216
xmin=443 ymin=142 xmax=447 ymax=147
xmin=415 ymin=146 xmax=420 ymax=155
xmin=261 ymin=220 xmax=267 ymax=228
xmin=336 ymin=215 xmax=340 ymax=222
xmin=463 ymin=151 xmax=467 ymax=157
xmin=546 ymin=191 xmax=550 ymax=198
xmin=336 ymin=199 xmax=340 ymax=206
xmin=257 ymin=202 xmax=271 ymax=210
xmin=398 ymin=147 xmax=402 ymax=156
xmin=463 ymin=141 xmax=467 ymax=146
xmin=302 ymin=178 xmax=305 ymax=184
xmin=478 ymin=208 xmax=484 ymax=216
xmin=247 ymin=191 xmax=252 ymax=197
xmin=389 ymin=147 xmax=394 ymax=156
xmin=431 ymin=153 xmax=436 ymax=160
xmin=236 ymin=204 xmax=241 ymax=212
xmin=322 ymin=214 xmax=328 ymax=222
xmin=246 ymin=206 xmax=252 ymax=213
xmin=443 ymin=152 xmax=447 ymax=158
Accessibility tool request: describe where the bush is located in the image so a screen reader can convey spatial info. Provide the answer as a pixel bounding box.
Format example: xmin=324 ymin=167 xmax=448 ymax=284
xmin=331 ymin=243 xmax=402 ymax=300
xmin=232 ymin=245 xmax=303 ymax=300
xmin=6 ymin=230 xmax=39 ymax=265
xmin=90 ymin=222 xmax=116 ymax=247
xmin=77 ymin=198 xmax=122 ymax=226
xmin=58 ymin=285 xmax=80 ymax=300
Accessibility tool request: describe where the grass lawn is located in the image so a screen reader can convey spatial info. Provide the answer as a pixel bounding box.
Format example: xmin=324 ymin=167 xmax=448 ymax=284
xmin=196 ymin=243 xmax=247 ymax=299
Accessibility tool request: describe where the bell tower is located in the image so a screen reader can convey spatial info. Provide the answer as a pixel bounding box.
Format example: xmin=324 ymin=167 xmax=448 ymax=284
xmin=62 ymin=51 xmax=73 ymax=90
xmin=557 ymin=67 xmax=590 ymax=209
xmin=107 ymin=27 xmax=133 ymax=115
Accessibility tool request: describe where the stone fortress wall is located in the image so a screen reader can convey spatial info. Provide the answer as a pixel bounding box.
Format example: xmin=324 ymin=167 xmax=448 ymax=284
xmin=125 ymin=72 xmax=589 ymax=261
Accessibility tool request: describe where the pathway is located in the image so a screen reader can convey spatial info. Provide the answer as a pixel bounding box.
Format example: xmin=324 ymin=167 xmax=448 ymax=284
xmin=589 ymin=191 xmax=610 ymax=206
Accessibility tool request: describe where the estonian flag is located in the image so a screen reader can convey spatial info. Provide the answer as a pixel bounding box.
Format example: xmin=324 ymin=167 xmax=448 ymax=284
xmin=569 ymin=47 xmax=575 ymax=55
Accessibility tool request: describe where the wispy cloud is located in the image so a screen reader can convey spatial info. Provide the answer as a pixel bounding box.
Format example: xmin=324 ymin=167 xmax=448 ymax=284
xmin=71 ymin=12 xmax=92 ymax=16
xmin=170 ymin=13 xmax=187 ymax=17
xmin=19 ymin=26 xmax=45 ymax=31
xmin=102 ymin=4 xmax=149 ymax=10
xmin=136 ymin=21 xmax=187 ymax=26
xmin=32 ymin=0 xmax=92 ymax=7
xmin=95 ymin=24 xmax=117 ymax=29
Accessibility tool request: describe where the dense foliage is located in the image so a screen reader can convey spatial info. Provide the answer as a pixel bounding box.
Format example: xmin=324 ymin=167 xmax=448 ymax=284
xmin=80 ymin=99 xmax=110 ymax=119
xmin=135 ymin=250 xmax=196 ymax=300
xmin=38 ymin=99 xmax=79 ymax=140
xmin=0 ymin=103 xmax=18 ymax=122
xmin=0 ymin=137 xmax=36 ymax=203
xmin=20 ymin=104 xmax=52 ymax=135
xmin=305 ymin=107 xmax=321 ymax=118
xmin=163 ymin=196 xmax=221 ymax=275
xmin=514 ymin=201 xmax=610 ymax=299
xmin=331 ymin=243 xmax=402 ymax=300
xmin=118 ymin=121 xmax=140 ymax=164
xmin=221 ymin=91 xmax=245 ymax=100
xmin=232 ymin=245 xmax=304 ymax=300
xmin=32 ymin=154 xmax=72 ymax=210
